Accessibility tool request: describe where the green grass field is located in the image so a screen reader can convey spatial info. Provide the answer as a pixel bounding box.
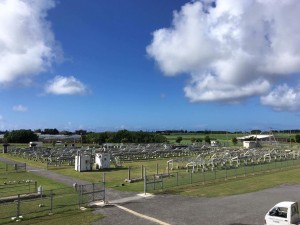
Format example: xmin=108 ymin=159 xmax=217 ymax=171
xmin=164 ymin=132 xmax=299 ymax=145
xmin=2 ymin=152 xmax=300 ymax=195
xmin=10 ymin=209 xmax=103 ymax=225
xmin=0 ymin=165 xmax=104 ymax=225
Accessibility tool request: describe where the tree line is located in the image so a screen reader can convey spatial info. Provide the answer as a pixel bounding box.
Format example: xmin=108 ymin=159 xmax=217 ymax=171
xmin=84 ymin=130 xmax=167 ymax=144
xmin=2 ymin=129 xmax=300 ymax=144
xmin=1 ymin=129 xmax=167 ymax=144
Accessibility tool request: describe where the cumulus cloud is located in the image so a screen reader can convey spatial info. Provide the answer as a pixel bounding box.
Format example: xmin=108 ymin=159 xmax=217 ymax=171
xmin=147 ymin=0 xmax=300 ymax=110
xmin=0 ymin=0 xmax=58 ymax=85
xmin=12 ymin=104 xmax=28 ymax=112
xmin=45 ymin=76 xmax=88 ymax=95
xmin=261 ymin=84 xmax=300 ymax=111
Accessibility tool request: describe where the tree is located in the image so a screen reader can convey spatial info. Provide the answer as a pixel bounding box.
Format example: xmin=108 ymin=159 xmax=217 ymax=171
xmin=251 ymin=130 xmax=261 ymax=134
xmin=176 ymin=136 xmax=183 ymax=143
xmin=75 ymin=130 xmax=87 ymax=135
xmin=295 ymin=135 xmax=300 ymax=143
xmin=204 ymin=135 xmax=211 ymax=144
xmin=232 ymin=137 xmax=238 ymax=145
xmin=60 ymin=130 xmax=73 ymax=135
xmin=4 ymin=130 xmax=38 ymax=143
xmin=195 ymin=138 xmax=202 ymax=143
xmin=43 ymin=128 xmax=59 ymax=135
xmin=34 ymin=129 xmax=42 ymax=133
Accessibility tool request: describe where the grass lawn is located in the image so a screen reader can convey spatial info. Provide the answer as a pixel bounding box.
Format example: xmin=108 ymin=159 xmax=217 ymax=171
xmin=12 ymin=209 xmax=103 ymax=225
xmin=0 ymin=166 xmax=104 ymax=225
xmin=2 ymin=153 xmax=300 ymax=197
xmin=0 ymin=153 xmax=171 ymax=192
xmin=163 ymin=166 xmax=300 ymax=197
xmin=164 ymin=132 xmax=300 ymax=146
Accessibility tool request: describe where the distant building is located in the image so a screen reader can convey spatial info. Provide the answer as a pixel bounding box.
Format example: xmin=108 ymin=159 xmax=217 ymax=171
xmin=237 ymin=134 xmax=289 ymax=145
xmin=237 ymin=134 xmax=272 ymax=142
xmin=37 ymin=134 xmax=81 ymax=142
xmin=211 ymin=140 xmax=220 ymax=147
xmin=243 ymin=141 xmax=259 ymax=149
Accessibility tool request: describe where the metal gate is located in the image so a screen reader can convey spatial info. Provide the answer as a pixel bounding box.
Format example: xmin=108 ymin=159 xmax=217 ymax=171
xmin=78 ymin=183 xmax=105 ymax=207
xmin=144 ymin=174 xmax=163 ymax=193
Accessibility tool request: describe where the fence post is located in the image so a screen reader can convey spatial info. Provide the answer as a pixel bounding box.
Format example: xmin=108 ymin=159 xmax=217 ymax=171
xmin=252 ymin=163 xmax=254 ymax=175
xmin=50 ymin=190 xmax=53 ymax=214
xmin=161 ymin=176 xmax=163 ymax=190
xmin=141 ymin=165 xmax=144 ymax=178
xmin=128 ymin=167 xmax=131 ymax=180
xmin=103 ymin=172 xmax=106 ymax=203
xmin=143 ymin=168 xmax=147 ymax=195
xmin=78 ymin=185 xmax=83 ymax=209
xmin=92 ymin=183 xmax=95 ymax=202
xmin=244 ymin=165 xmax=246 ymax=177
xmin=153 ymin=174 xmax=156 ymax=190
xmin=16 ymin=194 xmax=20 ymax=219
xmin=176 ymin=172 xmax=179 ymax=186
xmin=35 ymin=181 xmax=37 ymax=193
xmin=156 ymin=163 xmax=159 ymax=175
xmin=203 ymin=172 xmax=205 ymax=184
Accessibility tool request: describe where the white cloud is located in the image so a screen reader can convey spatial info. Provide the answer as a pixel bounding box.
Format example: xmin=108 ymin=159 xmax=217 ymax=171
xmin=260 ymin=84 xmax=300 ymax=111
xmin=147 ymin=0 xmax=300 ymax=109
xmin=0 ymin=0 xmax=59 ymax=85
xmin=45 ymin=76 xmax=88 ymax=95
xmin=12 ymin=104 xmax=28 ymax=112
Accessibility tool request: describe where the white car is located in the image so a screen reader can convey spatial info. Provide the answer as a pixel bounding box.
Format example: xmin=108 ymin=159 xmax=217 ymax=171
xmin=265 ymin=201 xmax=300 ymax=225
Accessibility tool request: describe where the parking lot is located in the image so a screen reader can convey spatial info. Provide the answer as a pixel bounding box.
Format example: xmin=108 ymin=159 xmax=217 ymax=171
xmin=93 ymin=184 xmax=300 ymax=225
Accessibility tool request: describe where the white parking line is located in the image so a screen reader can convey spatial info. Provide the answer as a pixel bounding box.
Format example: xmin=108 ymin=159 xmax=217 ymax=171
xmin=115 ymin=204 xmax=171 ymax=225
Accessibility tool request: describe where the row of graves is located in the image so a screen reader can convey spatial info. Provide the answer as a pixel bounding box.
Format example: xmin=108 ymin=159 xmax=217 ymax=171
xmin=5 ymin=143 xmax=298 ymax=173
xmin=168 ymin=146 xmax=300 ymax=173
xmin=3 ymin=143 xmax=208 ymax=172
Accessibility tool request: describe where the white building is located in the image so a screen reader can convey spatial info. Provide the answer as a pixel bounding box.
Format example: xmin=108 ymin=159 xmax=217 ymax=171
xmin=211 ymin=140 xmax=220 ymax=147
xmin=75 ymin=155 xmax=92 ymax=172
xmin=95 ymin=153 xmax=110 ymax=169
xmin=243 ymin=141 xmax=258 ymax=149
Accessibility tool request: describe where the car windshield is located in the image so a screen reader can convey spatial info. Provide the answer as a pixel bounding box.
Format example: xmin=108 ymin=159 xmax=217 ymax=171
xmin=269 ymin=207 xmax=288 ymax=218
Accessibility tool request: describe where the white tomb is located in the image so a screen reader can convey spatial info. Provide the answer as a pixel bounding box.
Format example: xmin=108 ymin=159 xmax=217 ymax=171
xmin=75 ymin=155 xmax=92 ymax=172
xmin=95 ymin=153 xmax=110 ymax=169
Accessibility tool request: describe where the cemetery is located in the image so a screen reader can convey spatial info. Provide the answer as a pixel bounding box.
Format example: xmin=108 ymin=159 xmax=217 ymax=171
xmin=3 ymin=141 xmax=300 ymax=176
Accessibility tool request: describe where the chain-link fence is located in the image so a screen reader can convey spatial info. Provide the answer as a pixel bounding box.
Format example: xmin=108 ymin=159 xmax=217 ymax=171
xmin=145 ymin=158 xmax=300 ymax=192
xmin=0 ymin=162 xmax=26 ymax=172
xmin=0 ymin=181 xmax=37 ymax=197
xmin=78 ymin=183 xmax=105 ymax=207
xmin=0 ymin=183 xmax=105 ymax=224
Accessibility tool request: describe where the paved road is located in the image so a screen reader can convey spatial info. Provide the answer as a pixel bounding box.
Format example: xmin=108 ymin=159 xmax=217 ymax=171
xmin=2 ymin=157 xmax=300 ymax=225
xmin=94 ymin=184 xmax=300 ymax=225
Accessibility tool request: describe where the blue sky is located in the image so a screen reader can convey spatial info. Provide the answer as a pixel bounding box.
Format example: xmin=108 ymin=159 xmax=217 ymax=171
xmin=1 ymin=0 xmax=300 ymax=132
